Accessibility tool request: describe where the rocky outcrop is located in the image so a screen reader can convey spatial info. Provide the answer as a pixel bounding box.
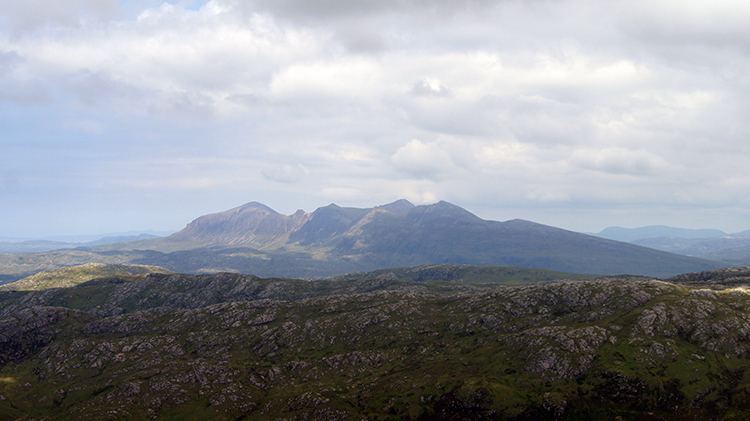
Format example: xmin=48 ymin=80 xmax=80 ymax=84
xmin=1 ymin=270 xmax=750 ymax=419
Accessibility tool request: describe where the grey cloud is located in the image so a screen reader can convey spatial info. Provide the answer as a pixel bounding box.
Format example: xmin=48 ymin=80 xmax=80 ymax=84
xmin=1 ymin=0 xmax=117 ymax=34
xmin=617 ymin=1 xmax=750 ymax=49
xmin=243 ymin=0 xmax=495 ymax=21
xmin=570 ymin=149 xmax=666 ymax=176
xmin=226 ymin=93 xmax=266 ymax=107
xmin=333 ymin=27 xmax=387 ymax=53
xmin=262 ymin=164 xmax=310 ymax=183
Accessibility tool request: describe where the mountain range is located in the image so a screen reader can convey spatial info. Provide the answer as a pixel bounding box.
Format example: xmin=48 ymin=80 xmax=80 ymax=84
xmin=593 ymin=225 xmax=750 ymax=265
xmin=0 ymin=233 xmax=161 ymax=254
xmin=69 ymin=199 xmax=720 ymax=279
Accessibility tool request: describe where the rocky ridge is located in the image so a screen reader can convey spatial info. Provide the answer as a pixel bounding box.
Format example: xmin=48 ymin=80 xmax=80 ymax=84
xmin=1 ymin=267 xmax=750 ymax=419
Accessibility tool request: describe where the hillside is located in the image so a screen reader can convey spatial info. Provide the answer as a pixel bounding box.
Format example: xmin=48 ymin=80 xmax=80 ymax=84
xmin=2 ymin=266 xmax=750 ymax=419
xmin=0 ymin=263 xmax=171 ymax=291
xmin=80 ymin=200 xmax=723 ymax=278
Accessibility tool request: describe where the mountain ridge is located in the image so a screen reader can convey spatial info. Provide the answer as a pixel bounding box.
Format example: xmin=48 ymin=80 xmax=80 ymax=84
xmin=86 ymin=199 xmax=723 ymax=278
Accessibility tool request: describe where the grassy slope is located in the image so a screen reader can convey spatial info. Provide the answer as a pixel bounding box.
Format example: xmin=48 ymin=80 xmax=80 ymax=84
xmin=0 ymin=263 xmax=172 ymax=291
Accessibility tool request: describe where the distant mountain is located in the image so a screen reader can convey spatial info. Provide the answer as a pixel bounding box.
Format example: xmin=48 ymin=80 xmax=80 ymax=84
xmin=0 ymin=240 xmax=77 ymax=254
xmin=595 ymin=226 xmax=750 ymax=264
xmin=82 ymin=233 xmax=160 ymax=246
xmin=88 ymin=200 xmax=722 ymax=278
xmin=633 ymin=235 xmax=750 ymax=256
xmin=0 ymin=233 xmax=161 ymax=254
xmin=595 ymin=225 xmax=727 ymax=242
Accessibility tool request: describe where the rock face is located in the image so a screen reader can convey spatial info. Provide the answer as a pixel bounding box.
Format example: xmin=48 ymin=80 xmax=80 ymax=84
xmin=2 ymin=267 xmax=750 ymax=420
xmin=168 ymin=202 xmax=311 ymax=248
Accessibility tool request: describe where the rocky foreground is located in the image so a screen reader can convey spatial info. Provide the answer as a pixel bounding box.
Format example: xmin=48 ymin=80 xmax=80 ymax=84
xmin=2 ymin=267 xmax=750 ymax=420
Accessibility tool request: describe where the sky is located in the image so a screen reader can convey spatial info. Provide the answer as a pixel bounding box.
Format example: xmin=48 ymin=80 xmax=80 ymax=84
xmin=2 ymin=0 xmax=750 ymax=238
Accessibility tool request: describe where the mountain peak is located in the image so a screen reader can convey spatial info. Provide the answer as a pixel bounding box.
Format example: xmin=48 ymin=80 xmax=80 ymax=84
xmin=376 ymin=199 xmax=415 ymax=214
xmin=236 ymin=201 xmax=278 ymax=214
xmin=415 ymin=200 xmax=482 ymax=222
xmin=168 ymin=201 xmax=304 ymax=247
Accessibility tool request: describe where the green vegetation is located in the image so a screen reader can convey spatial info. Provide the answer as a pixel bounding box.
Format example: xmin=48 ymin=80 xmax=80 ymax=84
xmin=0 ymin=263 xmax=172 ymax=291
xmin=1 ymin=265 xmax=750 ymax=419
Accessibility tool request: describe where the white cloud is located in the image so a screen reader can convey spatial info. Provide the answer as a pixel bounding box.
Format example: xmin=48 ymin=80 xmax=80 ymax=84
xmin=4 ymin=0 xmax=750 ymax=236
xmin=269 ymin=58 xmax=382 ymax=100
xmin=391 ymin=139 xmax=455 ymax=179
xmin=409 ymin=79 xmax=450 ymax=97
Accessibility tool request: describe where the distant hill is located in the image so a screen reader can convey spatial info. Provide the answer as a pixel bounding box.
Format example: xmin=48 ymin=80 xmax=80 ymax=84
xmin=0 ymin=233 xmax=161 ymax=254
xmin=595 ymin=225 xmax=727 ymax=242
xmin=0 ymin=263 xmax=172 ymax=291
xmin=83 ymin=200 xmax=723 ymax=278
xmin=594 ymin=226 xmax=750 ymax=265
xmin=0 ymin=240 xmax=77 ymax=254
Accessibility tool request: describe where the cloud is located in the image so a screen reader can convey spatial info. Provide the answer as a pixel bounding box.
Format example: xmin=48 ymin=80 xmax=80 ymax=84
xmin=4 ymin=0 xmax=750 ymax=236
xmin=1 ymin=0 xmax=117 ymax=34
xmin=409 ymin=79 xmax=450 ymax=97
xmin=391 ymin=139 xmax=454 ymax=178
xmin=236 ymin=0 xmax=495 ymax=22
xmin=569 ymin=148 xmax=668 ymax=176
xmin=332 ymin=26 xmax=387 ymax=53
xmin=262 ymin=164 xmax=309 ymax=183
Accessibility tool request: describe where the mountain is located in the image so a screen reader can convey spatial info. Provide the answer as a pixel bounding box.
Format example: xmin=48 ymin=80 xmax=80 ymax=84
xmin=595 ymin=225 xmax=727 ymax=242
xmin=2 ymin=265 xmax=750 ymax=420
xmin=594 ymin=226 xmax=750 ymax=264
xmin=633 ymin=235 xmax=750 ymax=257
xmin=0 ymin=239 xmax=77 ymax=254
xmin=148 ymin=200 xmax=722 ymax=277
xmin=0 ymin=233 xmax=161 ymax=254
xmin=27 ymin=200 xmax=722 ymax=279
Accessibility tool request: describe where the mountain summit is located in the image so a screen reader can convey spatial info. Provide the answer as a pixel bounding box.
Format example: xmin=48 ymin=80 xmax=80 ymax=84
xmin=169 ymin=201 xmax=310 ymax=248
xmin=102 ymin=199 xmax=722 ymax=278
